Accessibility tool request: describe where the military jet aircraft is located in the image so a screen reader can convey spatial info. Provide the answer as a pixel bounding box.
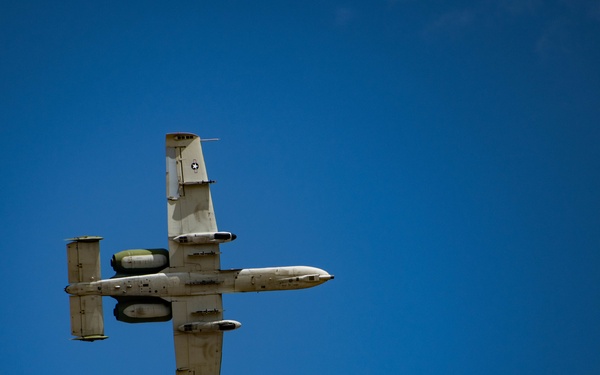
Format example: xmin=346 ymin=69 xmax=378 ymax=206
xmin=65 ymin=132 xmax=334 ymax=374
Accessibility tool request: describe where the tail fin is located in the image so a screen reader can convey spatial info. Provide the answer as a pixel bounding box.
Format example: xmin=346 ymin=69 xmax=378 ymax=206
xmin=66 ymin=236 xmax=108 ymax=341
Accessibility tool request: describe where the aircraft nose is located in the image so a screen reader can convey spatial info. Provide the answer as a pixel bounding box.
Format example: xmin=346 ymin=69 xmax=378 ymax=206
xmin=320 ymin=273 xmax=334 ymax=281
xmin=231 ymin=233 xmax=237 ymax=241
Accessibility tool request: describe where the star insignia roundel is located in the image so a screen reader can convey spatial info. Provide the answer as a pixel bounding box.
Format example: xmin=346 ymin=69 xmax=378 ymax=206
xmin=191 ymin=160 xmax=200 ymax=172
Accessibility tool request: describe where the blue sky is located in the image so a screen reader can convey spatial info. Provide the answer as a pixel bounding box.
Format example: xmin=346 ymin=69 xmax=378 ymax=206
xmin=1 ymin=1 xmax=600 ymax=374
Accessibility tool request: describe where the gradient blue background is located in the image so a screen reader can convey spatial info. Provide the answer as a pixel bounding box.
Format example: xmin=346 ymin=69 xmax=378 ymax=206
xmin=2 ymin=1 xmax=599 ymax=374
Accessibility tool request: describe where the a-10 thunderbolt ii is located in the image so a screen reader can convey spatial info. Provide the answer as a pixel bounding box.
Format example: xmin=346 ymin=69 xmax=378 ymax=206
xmin=64 ymin=132 xmax=334 ymax=374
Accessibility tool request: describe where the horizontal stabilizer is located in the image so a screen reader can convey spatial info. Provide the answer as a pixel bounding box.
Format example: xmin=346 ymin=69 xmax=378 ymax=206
xmin=67 ymin=236 xmax=103 ymax=283
xmin=66 ymin=236 xmax=106 ymax=341
xmin=69 ymin=295 xmax=108 ymax=341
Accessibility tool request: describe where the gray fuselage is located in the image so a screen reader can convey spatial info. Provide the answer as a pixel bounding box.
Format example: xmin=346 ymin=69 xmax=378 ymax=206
xmin=65 ymin=266 xmax=334 ymax=298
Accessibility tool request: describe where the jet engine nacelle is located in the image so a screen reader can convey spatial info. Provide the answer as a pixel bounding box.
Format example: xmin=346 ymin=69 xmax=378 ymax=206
xmin=111 ymin=249 xmax=169 ymax=275
xmin=172 ymin=232 xmax=237 ymax=245
xmin=114 ymin=298 xmax=172 ymax=323
xmin=178 ymin=320 xmax=242 ymax=333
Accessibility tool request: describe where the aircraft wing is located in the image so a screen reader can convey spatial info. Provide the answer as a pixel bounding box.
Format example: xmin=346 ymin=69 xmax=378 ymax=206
xmin=166 ymin=133 xmax=220 ymax=272
xmin=172 ymin=295 xmax=224 ymax=374
xmin=166 ymin=133 xmax=224 ymax=374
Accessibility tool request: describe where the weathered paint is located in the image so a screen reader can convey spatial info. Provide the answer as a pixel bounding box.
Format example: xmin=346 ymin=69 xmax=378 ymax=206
xmin=66 ymin=266 xmax=333 ymax=298
xmin=65 ymin=133 xmax=334 ymax=374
